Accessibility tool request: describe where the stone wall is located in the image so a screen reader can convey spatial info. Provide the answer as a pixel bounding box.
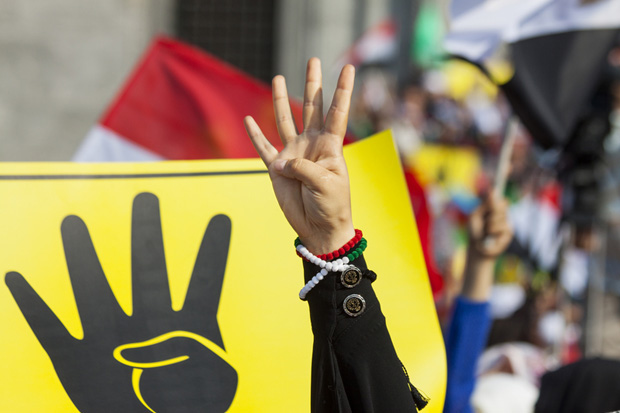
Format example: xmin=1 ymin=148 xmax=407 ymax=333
xmin=0 ymin=0 xmax=173 ymax=161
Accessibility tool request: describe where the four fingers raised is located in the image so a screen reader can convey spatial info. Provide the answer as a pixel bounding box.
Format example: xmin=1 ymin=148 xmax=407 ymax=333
xmin=245 ymin=60 xmax=355 ymax=160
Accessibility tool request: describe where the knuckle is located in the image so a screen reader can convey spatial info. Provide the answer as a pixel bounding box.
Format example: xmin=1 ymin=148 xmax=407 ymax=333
xmin=287 ymin=158 xmax=303 ymax=171
xmin=329 ymin=104 xmax=347 ymax=116
xmin=277 ymin=114 xmax=291 ymax=124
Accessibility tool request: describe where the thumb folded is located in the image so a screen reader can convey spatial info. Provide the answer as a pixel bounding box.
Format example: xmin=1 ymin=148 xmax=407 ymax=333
xmin=114 ymin=331 xmax=230 ymax=368
xmin=273 ymin=158 xmax=327 ymax=189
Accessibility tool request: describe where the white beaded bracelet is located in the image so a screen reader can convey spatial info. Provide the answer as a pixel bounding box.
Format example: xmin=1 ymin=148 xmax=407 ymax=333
xmin=297 ymin=244 xmax=350 ymax=300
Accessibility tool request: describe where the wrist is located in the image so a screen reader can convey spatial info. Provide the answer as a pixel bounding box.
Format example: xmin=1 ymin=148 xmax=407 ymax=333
xmin=299 ymin=225 xmax=356 ymax=255
xmin=467 ymin=245 xmax=496 ymax=265
xmin=468 ymin=238 xmax=505 ymax=262
xmin=462 ymin=246 xmax=496 ymax=301
xmin=296 ymin=230 xmax=366 ymax=300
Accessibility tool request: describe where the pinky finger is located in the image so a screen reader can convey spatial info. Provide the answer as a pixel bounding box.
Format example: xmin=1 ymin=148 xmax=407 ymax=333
xmin=244 ymin=116 xmax=278 ymax=166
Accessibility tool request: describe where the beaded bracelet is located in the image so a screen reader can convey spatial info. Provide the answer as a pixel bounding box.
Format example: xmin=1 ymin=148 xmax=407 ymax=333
xmin=295 ymin=239 xmax=366 ymax=262
xmin=295 ymin=229 xmax=362 ymax=261
xmin=297 ymin=238 xmax=368 ymax=300
xmin=297 ymin=244 xmax=349 ymax=300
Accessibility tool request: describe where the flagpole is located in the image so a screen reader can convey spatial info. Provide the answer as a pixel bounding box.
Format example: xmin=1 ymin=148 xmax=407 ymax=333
xmin=483 ymin=115 xmax=519 ymax=247
xmin=493 ymin=115 xmax=519 ymax=197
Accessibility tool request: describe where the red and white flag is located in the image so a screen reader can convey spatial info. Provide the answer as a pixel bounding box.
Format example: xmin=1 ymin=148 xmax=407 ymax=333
xmin=335 ymin=19 xmax=397 ymax=68
xmin=74 ymin=36 xmax=303 ymax=161
xmin=509 ymin=181 xmax=563 ymax=271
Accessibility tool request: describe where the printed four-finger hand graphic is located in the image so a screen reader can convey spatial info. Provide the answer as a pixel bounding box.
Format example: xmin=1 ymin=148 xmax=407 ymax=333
xmin=5 ymin=192 xmax=238 ymax=412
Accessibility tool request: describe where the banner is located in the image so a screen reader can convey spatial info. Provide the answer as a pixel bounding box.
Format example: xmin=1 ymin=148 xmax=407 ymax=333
xmin=1 ymin=132 xmax=445 ymax=412
xmin=407 ymin=144 xmax=482 ymax=196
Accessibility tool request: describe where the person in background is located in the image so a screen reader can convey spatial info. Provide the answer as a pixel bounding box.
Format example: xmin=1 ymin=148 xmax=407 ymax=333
xmin=244 ymin=58 xmax=427 ymax=412
xmin=443 ymin=193 xmax=514 ymax=413
xmin=534 ymin=357 xmax=620 ymax=413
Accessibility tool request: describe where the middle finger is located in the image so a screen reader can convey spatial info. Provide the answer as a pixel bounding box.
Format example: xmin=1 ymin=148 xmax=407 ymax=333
xmin=302 ymin=57 xmax=324 ymax=132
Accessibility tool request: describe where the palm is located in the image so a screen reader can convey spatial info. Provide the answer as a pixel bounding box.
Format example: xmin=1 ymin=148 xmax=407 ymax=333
xmin=271 ymin=134 xmax=344 ymax=231
xmin=245 ymin=59 xmax=355 ymax=253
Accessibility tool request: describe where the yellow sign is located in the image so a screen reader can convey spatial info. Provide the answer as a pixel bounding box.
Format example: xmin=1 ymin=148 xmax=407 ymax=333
xmin=408 ymin=143 xmax=481 ymax=194
xmin=0 ymin=131 xmax=445 ymax=412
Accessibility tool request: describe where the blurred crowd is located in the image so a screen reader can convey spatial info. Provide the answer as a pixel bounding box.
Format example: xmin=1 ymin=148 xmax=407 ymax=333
xmin=346 ymin=49 xmax=620 ymax=411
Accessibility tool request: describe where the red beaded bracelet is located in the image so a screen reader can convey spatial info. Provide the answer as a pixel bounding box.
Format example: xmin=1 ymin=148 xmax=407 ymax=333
xmin=295 ymin=229 xmax=363 ymax=262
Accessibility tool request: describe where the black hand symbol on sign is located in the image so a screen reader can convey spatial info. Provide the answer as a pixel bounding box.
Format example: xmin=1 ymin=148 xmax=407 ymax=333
xmin=5 ymin=193 xmax=238 ymax=412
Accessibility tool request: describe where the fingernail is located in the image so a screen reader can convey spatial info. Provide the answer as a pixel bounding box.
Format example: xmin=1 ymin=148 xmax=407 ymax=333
xmin=273 ymin=159 xmax=287 ymax=171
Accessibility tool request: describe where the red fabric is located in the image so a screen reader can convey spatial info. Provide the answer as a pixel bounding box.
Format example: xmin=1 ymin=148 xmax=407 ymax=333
xmin=100 ymin=36 xmax=301 ymax=160
xmin=404 ymin=169 xmax=444 ymax=296
xmin=538 ymin=181 xmax=562 ymax=211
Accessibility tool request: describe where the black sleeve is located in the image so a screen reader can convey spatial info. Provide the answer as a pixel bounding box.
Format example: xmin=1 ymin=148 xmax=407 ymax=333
xmin=304 ymin=255 xmax=428 ymax=413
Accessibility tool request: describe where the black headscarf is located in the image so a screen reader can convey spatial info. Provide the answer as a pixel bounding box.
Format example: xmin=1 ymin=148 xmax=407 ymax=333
xmin=535 ymin=357 xmax=620 ymax=413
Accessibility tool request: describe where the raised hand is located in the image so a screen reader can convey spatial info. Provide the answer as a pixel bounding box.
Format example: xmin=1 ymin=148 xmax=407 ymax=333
xmin=244 ymin=58 xmax=356 ymax=254
xmin=5 ymin=192 xmax=237 ymax=412
xmin=468 ymin=193 xmax=513 ymax=258
xmin=461 ymin=193 xmax=514 ymax=301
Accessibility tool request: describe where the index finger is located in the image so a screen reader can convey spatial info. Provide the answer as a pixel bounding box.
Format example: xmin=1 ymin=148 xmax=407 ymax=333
xmin=324 ymin=64 xmax=355 ymax=139
xmin=244 ymin=116 xmax=277 ymax=166
xmin=183 ymin=214 xmax=231 ymax=347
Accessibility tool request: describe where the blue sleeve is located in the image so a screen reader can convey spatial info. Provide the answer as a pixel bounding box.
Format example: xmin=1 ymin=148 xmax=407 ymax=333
xmin=443 ymin=297 xmax=492 ymax=413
